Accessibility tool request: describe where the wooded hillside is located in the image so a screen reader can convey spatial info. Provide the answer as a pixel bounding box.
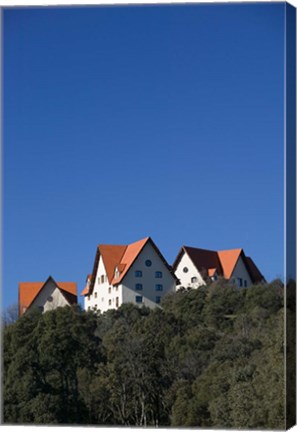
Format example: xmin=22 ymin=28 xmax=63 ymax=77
xmin=3 ymin=279 xmax=285 ymax=427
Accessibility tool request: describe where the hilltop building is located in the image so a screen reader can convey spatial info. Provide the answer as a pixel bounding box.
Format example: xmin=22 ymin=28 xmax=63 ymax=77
xmin=81 ymin=237 xmax=177 ymax=312
xmin=18 ymin=276 xmax=77 ymax=316
xmin=173 ymin=246 xmax=264 ymax=290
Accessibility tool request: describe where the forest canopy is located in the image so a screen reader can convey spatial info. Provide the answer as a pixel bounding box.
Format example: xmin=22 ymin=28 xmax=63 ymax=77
xmin=3 ymin=279 xmax=285 ymax=428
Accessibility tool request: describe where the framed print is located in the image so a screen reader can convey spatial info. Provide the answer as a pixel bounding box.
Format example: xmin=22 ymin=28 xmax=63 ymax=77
xmin=1 ymin=1 xmax=296 ymax=428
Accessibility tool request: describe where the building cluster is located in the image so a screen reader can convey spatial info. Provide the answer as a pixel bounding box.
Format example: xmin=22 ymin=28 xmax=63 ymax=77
xmin=18 ymin=237 xmax=265 ymax=316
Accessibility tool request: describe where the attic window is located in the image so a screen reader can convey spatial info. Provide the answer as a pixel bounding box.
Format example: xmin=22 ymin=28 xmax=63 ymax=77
xmin=145 ymin=260 xmax=152 ymax=267
xmin=47 ymin=296 xmax=53 ymax=302
xmin=183 ymin=267 xmax=188 ymax=273
xmin=191 ymin=277 xmax=198 ymax=283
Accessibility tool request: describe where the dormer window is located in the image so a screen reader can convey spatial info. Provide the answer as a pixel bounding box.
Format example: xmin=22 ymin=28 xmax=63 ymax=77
xmin=114 ymin=267 xmax=120 ymax=279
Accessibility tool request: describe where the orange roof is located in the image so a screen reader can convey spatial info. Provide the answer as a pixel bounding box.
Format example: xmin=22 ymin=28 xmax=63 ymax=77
xmin=100 ymin=244 xmax=127 ymax=283
xmin=217 ymin=249 xmax=242 ymax=279
xmin=19 ymin=276 xmax=77 ymax=316
xmin=80 ymin=285 xmax=89 ymax=296
xmin=111 ymin=237 xmax=149 ymax=284
xmin=86 ymin=237 xmax=178 ymax=296
xmin=174 ymin=245 xmax=263 ymax=283
xmin=208 ymin=268 xmax=217 ymax=277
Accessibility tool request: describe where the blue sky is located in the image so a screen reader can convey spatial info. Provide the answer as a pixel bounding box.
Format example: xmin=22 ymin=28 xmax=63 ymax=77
xmin=3 ymin=3 xmax=285 ymax=309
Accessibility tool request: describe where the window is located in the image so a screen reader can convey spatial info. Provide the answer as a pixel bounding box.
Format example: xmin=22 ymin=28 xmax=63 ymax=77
xmin=116 ymin=297 xmax=119 ymax=307
xmin=155 ymin=284 xmax=163 ymax=291
xmin=108 ymin=287 xmax=111 ymax=293
xmin=135 ymin=270 xmax=142 ymax=277
xmin=183 ymin=267 xmax=188 ymax=273
xmin=191 ymin=277 xmax=198 ymax=283
xmin=101 ymin=275 xmax=105 ymax=283
xmin=94 ymin=292 xmax=98 ymax=298
xmin=244 ymin=280 xmax=247 ymax=287
xmin=145 ymin=259 xmax=152 ymax=267
xmin=135 ymin=283 xmax=143 ymax=291
xmin=47 ymin=295 xmax=53 ymax=302
xmin=156 ymin=296 xmax=161 ymax=304
xmin=94 ymin=304 xmax=97 ymax=310
xmin=38 ymin=306 xmax=44 ymax=312
xmin=98 ymin=277 xmax=101 ymax=284
xmin=155 ymin=271 xmax=162 ymax=278
xmin=108 ymin=299 xmax=112 ymax=306
xmin=88 ymin=306 xmax=91 ymax=311
xmin=116 ymin=286 xmax=118 ymax=291
xmin=237 ymin=278 xmax=243 ymax=287
xmin=135 ymin=296 xmax=143 ymax=304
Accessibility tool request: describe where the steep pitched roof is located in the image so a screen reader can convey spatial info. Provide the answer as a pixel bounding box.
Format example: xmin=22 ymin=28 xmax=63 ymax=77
xmin=179 ymin=246 xmax=223 ymax=276
xmin=86 ymin=237 xmax=178 ymax=296
xmin=217 ymin=249 xmax=243 ymax=279
xmin=174 ymin=245 xmax=263 ymax=284
xmin=112 ymin=237 xmax=149 ymax=284
xmin=19 ymin=276 xmax=77 ymax=315
xmin=245 ymin=257 xmax=265 ymax=283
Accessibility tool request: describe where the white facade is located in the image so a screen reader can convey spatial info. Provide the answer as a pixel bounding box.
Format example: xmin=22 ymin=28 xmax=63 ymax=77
xmin=175 ymin=250 xmax=254 ymax=290
xmin=30 ymin=279 xmax=71 ymax=313
xmin=121 ymin=241 xmax=176 ymax=308
xmin=84 ymin=241 xmax=176 ymax=313
xmin=230 ymin=256 xmax=253 ymax=288
xmin=175 ymin=252 xmax=206 ymax=290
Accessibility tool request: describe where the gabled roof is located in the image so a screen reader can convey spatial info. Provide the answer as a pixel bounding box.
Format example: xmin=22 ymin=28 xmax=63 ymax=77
xmin=217 ymin=249 xmax=242 ymax=279
xmin=245 ymin=257 xmax=265 ymax=283
xmin=19 ymin=276 xmax=77 ymax=316
xmin=175 ymin=246 xmax=223 ymax=276
xmin=173 ymin=246 xmax=264 ymax=284
xmin=84 ymin=237 xmax=178 ymax=296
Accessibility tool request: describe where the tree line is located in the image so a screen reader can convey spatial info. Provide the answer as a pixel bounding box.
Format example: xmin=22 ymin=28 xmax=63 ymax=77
xmin=3 ymin=279 xmax=285 ymax=427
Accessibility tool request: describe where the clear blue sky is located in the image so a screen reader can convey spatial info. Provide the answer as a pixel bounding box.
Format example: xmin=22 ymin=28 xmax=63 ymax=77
xmin=3 ymin=3 xmax=285 ymax=309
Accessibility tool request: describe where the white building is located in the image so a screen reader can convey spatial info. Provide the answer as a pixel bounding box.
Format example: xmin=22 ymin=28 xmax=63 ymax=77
xmin=81 ymin=237 xmax=177 ymax=312
xmin=173 ymin=246 xmax=265 ymax=290
xmin=19 ymin=276 xmax=77 ymax=316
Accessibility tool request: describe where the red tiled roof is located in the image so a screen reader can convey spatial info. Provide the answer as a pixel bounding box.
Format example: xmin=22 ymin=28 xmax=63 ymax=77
xmin=86 ymin=237 xmax=178 ymax=296
xmin=80 ymin=285 xmax=89 ymax=296
xmin=174 ymin=246 xmax=264 ymax=284
xmin=217 ymin=249 xmax=242 ymax=279
xmin=208 ymin=268 xmax=217 ymax=277
xmin=111 ymin=237 xmax=149 ymax=284
xmin=100 ymin=244 xmax=127 ymax=284
xmin=19 ymin=276 xmax=77 ymax=316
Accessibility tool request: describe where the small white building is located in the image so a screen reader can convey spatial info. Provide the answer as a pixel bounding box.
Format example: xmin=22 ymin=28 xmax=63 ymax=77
xmin=81 ymin=237 xmax=177 ymax=312
xmin=19 ymin=276 xmax=77 ymax=316
xmin=173 ymin=246 xmax=265 ymax=290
